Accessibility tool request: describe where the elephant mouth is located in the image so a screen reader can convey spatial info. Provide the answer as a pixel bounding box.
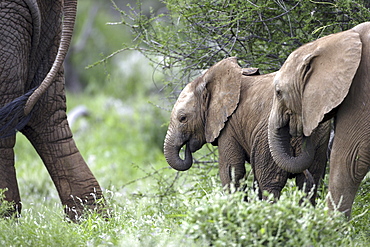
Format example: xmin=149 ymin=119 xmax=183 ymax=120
xmin=179 ymin=141 xmax=190 ymax=158
xmin=177 ymin=139 xmax=203 ymax=161
xmin=163 ymin=131 xmax=206 ymax=172
xmin=276 ymin=115 xmax=297 ymax=138
xmin=285 ymin=113 xmax=304 ymax=138
xmin=188 ymin=139 xmax=204 ymax=153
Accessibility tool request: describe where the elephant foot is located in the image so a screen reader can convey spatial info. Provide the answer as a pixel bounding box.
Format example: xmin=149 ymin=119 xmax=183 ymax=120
xmin=64 ymin=195 xmax=109 ymax=222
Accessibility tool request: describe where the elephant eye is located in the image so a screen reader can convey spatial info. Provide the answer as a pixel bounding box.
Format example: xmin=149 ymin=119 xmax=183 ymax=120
xmin=304 ymin=63 xmax=311 ymax=76
xmin=303 ymin=63 xmax=313 ymax=82
xmin=179 ymin=115 xmax=187 ymax=123
xmin=275 ymin=89 xmax=282 ymax=99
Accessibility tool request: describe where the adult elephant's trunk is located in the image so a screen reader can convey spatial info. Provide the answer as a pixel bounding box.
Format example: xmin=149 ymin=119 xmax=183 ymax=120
xmin=24 ymin=0 xmax=78 ymax=115
xmin=268 ymin=119 xmax=315 ymax=174
xmin=163 ymin=130 xmax=193 ymax=171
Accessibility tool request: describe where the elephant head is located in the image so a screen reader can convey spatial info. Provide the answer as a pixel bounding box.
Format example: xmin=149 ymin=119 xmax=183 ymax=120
xmin=268 ymin=28 xmax=362 ymax=173
xmin=164 ymin=57 xmax=242 ymax=171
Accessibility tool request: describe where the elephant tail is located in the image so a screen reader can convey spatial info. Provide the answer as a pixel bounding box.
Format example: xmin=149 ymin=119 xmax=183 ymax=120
xmin=24 ymin=0 xmax=77 ymax=115
xmin=0 ymin=0 xmax=77 ymax=138
xmin=0 ymin=88 xmax=36 ymax=138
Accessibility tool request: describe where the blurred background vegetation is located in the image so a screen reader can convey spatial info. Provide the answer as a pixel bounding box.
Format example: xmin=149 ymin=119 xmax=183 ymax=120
xmin=5 ymin=0 xmax=369 ymax=245
xmin=117 ymin=0 xmax=370 ymax=90
xmin=15 ymin=0 xmax=173 ymax=202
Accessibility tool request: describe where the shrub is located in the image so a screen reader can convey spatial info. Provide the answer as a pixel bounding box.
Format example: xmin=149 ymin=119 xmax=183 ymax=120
xmin=182 ymin=185 xmax=355 ymax=246
xmin=0 ymin=189 xmax=15 ymax=218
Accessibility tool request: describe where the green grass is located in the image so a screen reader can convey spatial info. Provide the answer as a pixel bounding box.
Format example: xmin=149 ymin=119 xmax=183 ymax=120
xmin=2 ymin=54 xmax=369 ymax=246
xmin=0 ymin=174 xmax=368 ymax=246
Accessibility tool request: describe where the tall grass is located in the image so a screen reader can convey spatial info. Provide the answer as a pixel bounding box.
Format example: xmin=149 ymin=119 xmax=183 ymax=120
xmin=0 ymin=174 xmax=368 ymax=246
xmin=1 ymin=53 xmax=368 ymax=246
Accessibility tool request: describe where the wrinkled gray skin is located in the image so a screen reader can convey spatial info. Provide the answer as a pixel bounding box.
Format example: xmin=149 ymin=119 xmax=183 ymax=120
xmin=0 ymin=0 xmax=104 ymax=220
xmin=268 ymin=22 xmax=370 ymax=218
xmin=164 ymin=58 xmax=330 ymax=203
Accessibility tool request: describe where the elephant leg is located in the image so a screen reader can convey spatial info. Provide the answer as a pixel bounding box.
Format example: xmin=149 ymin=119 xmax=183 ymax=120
xmin=218 ymin=136 xmax=246 ymax=191
xmin=328 ymin=135 xmax=369 ymax=218
xmin=0 ymin=1 xmax=33 ymax=217
xmin=295 ymin=161 xmax=326 ymax=206
xmin=295 ymin=124 xmax=329 ymax=206
xmin=252 ymin=157 xmax=288 ymax=200
xmin=22 ymin=118 xmax=104 ymax=220
xmin=251 ymin=137 xmax=288 ymax=200
xmin=0 ymin=136 xmax=21 ymax=216
xmin=253 ymin=167 xmax=288 ymax=201
xmin=21 ymin=74 xmax=104 ymax=221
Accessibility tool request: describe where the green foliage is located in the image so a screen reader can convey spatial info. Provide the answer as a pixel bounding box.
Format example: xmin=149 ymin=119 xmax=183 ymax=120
xmin=3 ymin=89 xmax=370 ymax=245
xmin=117 ymin=0 xmax=370 ymax=87
xmin=66 ymin=93 xmax=170 ymax=190
xmin=0 ymin=174 xmax=368 ymax=246
xmin=1 ymin=1 xmax=369 ymax=245
xmin=0 ymin=189 xmax=15 ymax=218
xmin=183 ymin=187 xmax=355 ymax=246
xmin=67 ymin=0 xmax=128 ymax=92
xmin=351 ymin=178 xmax=370 ymax=237
xmin=67 ymin=0 xmax=165 ymax=99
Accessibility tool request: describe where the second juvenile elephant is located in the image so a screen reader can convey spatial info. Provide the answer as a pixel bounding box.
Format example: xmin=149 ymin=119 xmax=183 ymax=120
xmin=268 ymin=22 xmax=370 ymax=218
xmin=164 ymin=58 xmax=330 ymax=202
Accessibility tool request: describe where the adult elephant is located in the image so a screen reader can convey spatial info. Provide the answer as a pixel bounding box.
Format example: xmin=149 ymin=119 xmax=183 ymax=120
xmin=164 ymin=58 xmax=330 ymax=203
xmin=0 ymin=0 xmax=104 ymax=220
xmin=268 ymin=22 xmax=370 ymax=218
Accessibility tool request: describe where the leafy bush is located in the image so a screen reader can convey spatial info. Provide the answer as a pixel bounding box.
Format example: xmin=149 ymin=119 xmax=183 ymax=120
xmin=182 ymin=184 xmax=357 ymax=246
xmin=116 ymin=0 xmax=370 ymax=87
xmin=351 ymin=178 xmax=370 ymax=237
xmin=1 ymin=152 xmax=369 ymax=246
xmin=0 ymin=189 xmax=15 ymax=218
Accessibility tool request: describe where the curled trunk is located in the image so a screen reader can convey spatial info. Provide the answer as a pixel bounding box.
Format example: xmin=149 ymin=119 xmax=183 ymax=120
xmin=268 ymin=123 xmax=314 ymax=174
xmin=163 ymin=133 xmax=193 ymax=171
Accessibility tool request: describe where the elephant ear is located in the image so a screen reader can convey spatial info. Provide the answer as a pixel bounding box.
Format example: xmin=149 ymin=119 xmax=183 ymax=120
xmin=200 ymin=57 xmax=242 ymax=143
xmin=301 ymin=29 xmax=362 ymax=136
xmin=242 ymin=67 xmax=260 ymax=76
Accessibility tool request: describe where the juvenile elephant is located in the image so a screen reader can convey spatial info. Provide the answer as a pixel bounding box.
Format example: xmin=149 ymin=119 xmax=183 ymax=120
xmin=268 ymin=22 xmax=370 ymax=217
xmin=0 ymin=0 xmax=104 ymax=220
xmin=164 ymin=58 xmax=330 ymax=203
